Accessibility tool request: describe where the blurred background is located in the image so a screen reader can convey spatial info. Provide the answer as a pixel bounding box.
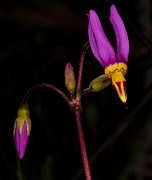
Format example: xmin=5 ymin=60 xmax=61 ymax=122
xmin=0 ymin=0 xmax=152 ymax=179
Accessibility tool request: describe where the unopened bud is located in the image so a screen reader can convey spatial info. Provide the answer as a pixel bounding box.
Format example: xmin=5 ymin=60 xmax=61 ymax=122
xmin=65 ymin=63 xmax=76 ymax=93
xmin=13 ymin=104 xmax=31 ymax=159
xmin=89 ymin=75 xmax=111 ymax=92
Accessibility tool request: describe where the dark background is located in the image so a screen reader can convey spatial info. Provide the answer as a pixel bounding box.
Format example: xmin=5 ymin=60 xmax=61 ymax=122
xmin=0 ymin=0 xmax=152 ymax=179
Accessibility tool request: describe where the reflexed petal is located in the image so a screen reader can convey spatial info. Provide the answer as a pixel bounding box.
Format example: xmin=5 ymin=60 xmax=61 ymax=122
xmin=88 ymin=10 xmax=116 ymax=68
xmin=14 ymin=121 xmax=29 ymax=159
xmin=110 ymin=4 xmax=129 ymax=63
xmin=88 ymin=20 xmax=103 ymax=65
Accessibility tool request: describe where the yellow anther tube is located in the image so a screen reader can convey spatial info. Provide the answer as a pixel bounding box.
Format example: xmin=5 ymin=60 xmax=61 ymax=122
xmin=105 ymin=63 xmax=127 ymax=103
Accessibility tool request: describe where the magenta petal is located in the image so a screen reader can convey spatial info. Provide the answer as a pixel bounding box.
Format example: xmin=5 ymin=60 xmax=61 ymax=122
xmin=14 ymin=121 xmax=29 ymax=159
xmin=110 ymin=4 xmax=129 ymax=63
xmin=88 ymin=20 xmax=103 ymax=65
xmin=88 ymin=10 xmax=116 ymax=68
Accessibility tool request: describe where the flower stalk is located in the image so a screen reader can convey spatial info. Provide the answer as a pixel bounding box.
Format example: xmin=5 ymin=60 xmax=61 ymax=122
xmin=22 ymin=83 xmax=71 ymax=105
xmin=76 ymin=41 xmax=90 ymax=98
xmin=73 ymin=105 xmax=92 ymax=180
xmin=69 ymin=40 xmax=92 ymax=180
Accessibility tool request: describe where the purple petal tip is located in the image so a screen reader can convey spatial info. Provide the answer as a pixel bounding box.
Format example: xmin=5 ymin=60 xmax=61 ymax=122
xmin=110 ymin=4 xmax=129 ymax=63
xmin=88 ymin=7 xmax=116 ymax=68
xmin=14 ymin=121 xmax=29 ymax=159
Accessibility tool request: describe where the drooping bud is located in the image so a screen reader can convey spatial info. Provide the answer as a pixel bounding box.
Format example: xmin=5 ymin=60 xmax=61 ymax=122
xmin=13 ymin=104 xmax=31 ymax=159
xmin=89 ymin=74 xmax=111 ymax=92
xmin=64 ymin=63 xmax=76 ymax=93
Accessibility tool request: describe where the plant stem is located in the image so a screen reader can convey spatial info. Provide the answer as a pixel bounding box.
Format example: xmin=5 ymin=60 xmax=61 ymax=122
xmin=73 ymin=41 xmax=92 ymax=180
xmin=76 ymin=41 xmax=90 ymax=97
xmin=22 ymin=83 xmax=70 ymax=105
xmin=73 ymin=105 xmax=92 ymax=180
xmin=16 ymin=158 xmax=24 ymax=180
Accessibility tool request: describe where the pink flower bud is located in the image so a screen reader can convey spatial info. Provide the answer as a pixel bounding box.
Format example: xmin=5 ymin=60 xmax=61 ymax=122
xmin=13 ymin=104 xmax=31 ymax=159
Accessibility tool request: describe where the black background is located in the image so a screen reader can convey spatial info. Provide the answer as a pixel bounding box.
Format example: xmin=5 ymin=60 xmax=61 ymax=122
xmin=0 ymin=0 xmax=152 ymax=179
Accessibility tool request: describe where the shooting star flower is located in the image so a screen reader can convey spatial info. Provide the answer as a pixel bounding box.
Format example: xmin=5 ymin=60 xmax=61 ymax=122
xmin=88 ymin=4 xmax=129 ymax=103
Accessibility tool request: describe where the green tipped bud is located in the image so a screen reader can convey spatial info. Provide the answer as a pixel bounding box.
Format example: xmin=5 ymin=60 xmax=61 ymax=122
xmin=65 ymin=63 xmax=76 ymax=93
xmin=89 ymin=74 xmax=111 ymax=92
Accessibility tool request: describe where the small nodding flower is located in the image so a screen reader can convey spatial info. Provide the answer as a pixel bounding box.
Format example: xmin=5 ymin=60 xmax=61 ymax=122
xmin=13 ymin=104 xmax=31 ymax=159
xmin=65 ymin=63 xmax=76 ymax=94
